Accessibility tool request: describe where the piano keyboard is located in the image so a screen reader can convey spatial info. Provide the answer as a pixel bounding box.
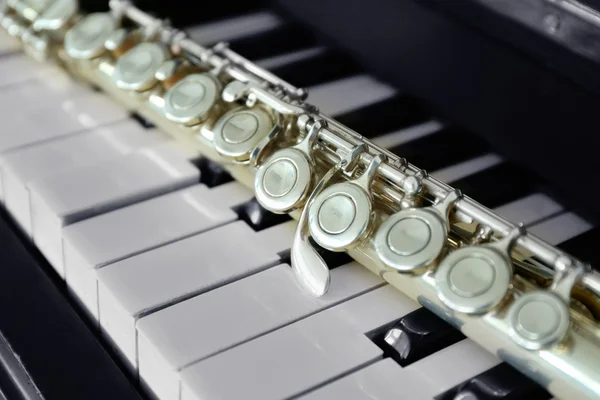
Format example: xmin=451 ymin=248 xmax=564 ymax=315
xmin=0 ymin=6 xmax=593 ymax=400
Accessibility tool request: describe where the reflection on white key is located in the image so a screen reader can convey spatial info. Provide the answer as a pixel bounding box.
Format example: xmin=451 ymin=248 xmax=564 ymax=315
xmin=308 ymin=75 xmax=396 ymax=116
xmin=0 ymin=77 xmax=128 ymax=153
xmin=63 ymin=182 xmax=252 ymax=320
xmin=529 ymin=212 xmax=593 ymax=245
xmin=98 ymin=219 xmax=293 ymax=371
xmin=186 ymin=12 xmax=282 ymax=44
xmin=180 ymin=286 xmax=419 ymax=400
xmin=0 ymin=54 xmax=62 ymax=88
xmin=371 ymin=120 xmax=443 ymax=149
xmin=257 ymin=47 xmax=325 ymax=70
xmin=137 ymin=261 xmax=383 ymax=400
xmin=29 ymin=143 xmax=198 ymax=275
xmin=493 ymin=193 xmax=563 ymax=226
xmin=0 ymin=120 xmax=168 ymax=234
xmin=405 ymin=340 xmax=499 ymax=396
xmin=299 ymin=359 xmax=437 ymax=400
xmin=431 ymin=153 xmax=503 ymax=183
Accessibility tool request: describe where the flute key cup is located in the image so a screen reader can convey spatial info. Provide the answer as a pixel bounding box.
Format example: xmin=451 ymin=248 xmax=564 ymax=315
xmin=64 ymin=13 xmax=117 ymax=60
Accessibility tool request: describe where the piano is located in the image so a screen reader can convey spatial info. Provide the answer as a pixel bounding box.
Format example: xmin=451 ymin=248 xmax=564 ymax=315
xmin=0 ymin=0 xmax=598 ymax=399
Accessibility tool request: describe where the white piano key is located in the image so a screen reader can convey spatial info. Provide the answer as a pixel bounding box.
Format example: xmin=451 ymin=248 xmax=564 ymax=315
xmin=529 ymin=212 xmax=593 ymax=245
xmin=0 ymin=78 xmax=128 ymax=153
xmin=29 ymin=143 xmax=199 ymax=275
xmin=0 ymin=120 xmax=168 ymax=234
xmin=298 ymin=359 xmax=438 ymax=400
xmin=0 ymin=34 xmax=20 ymax=55
xmin=371 ymin=120 xmax=443 ymax=149
xmin=186 ymin=12 xmax=282 ymax=44
xmin=308 ymin=75 xmax=396 ymax=116
xmin=98 ymin=219 xmax=294 ymax=370
xmin=257 ymin=47 xmax=325 ymax=70
xmin=0 ymin=53 xmax=62 ymax=88
xmin=180 ymin=285 xmax=419 ymax=400
xmin=63 ymin=182 xmax=253 ymax=320
xmin=431 ymin=153 xmax=503 ymax=183
xmin=493 ymin=193 xmax=563 ymax=226
xmin=405 ymin=339 xmax=500 ymax=396
xmin=137 ymin=261 xmax=383 ymax=400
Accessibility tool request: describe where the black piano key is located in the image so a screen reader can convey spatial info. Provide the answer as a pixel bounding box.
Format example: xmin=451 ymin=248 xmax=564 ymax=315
xmin=235 ymin=198 xmax=292 ymax=231
xmin=388 ymin=126 xmax=489 ymax=172
xmin=335 ymin=95 xmax=431 ymax=138
xmin=226 ymin=24 xmax=317 ymax=61
xmin=269 ymin=50 xmax=363 ymax=88
xmin=558 ymin=227 xmax=600 ymax=268
xmin=436 ymin=363 xmax=551 ymax=400
xmin=374 ymin=308 xmax=465 ymax=366
xmin=193 ymin=157 xmax=234 ymax=188
xmin=130 ymin=112 xmax=155 ymax=129
xmin=0 ymin=209 xmax=142 ymax=400
xmin=451 ymin=163 xmax=537 ymax=209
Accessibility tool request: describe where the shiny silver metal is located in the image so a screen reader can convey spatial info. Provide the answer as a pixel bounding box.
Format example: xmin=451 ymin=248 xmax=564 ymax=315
xmin=161 ymin=73 xmax=221 ymax=125
xmin=383 ymin=327 xmax=410 ymax=359
xmin=308 ymin=155 xmax=384 ymax=251
xmin=64 ymin=13 xmax=115 ymax=60
xmin=435 ymin=228 xmax=522 ymax=314
xmin=31 ymin=0 xmax=76 ymax=31
xmin=112 ymin=41 xmax=167 ymax=91
xmin=375 ymin=189 xmax=460 ymax=273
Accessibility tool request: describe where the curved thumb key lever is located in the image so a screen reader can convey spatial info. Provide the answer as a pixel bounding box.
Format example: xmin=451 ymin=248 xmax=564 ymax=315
xmin=291 ymin=144 xmax=366 ymax=297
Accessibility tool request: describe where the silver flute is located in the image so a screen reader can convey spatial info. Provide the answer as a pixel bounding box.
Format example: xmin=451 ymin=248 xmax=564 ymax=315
xmin=2 ymin=0 xmax=600 ymax=398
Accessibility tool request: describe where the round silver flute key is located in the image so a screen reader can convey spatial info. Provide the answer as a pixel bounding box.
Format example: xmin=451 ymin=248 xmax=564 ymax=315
xmin=162 ymin=73 xmax=221 ymax=125
xmin=308 ymin=156 xmax=384 ymax=251
xmin=507 ymin=291 xmax=570 ymax=350
xmin=213 ymin=107 xmax=274 ymax=162
xmin=375 ymin=190 xmax=460 ymax=273
xmin=32 ymin=0 xmax=77 ymax=31
xmin=112 ymin=42 xmax=167 ymax=91
xmin=435 ymin=235 xmax=516 ymax=314
xmin=64 ymin=13 xmax=116 ymax=60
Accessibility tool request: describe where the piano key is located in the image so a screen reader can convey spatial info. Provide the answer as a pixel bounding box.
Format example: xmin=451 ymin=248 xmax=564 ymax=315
xmin=0 ymin=53 xmax=63 ymax=88
xmin=371 ymin=120 xmax=443 ymax=149
xmin=449 ymin=163 xmax=536 ymax=208
xmin=298 ymin=359 xmax=439 ymax=400
xmin=0 ymin=79 xmax=129 ymax=154
xmin=97 ymin=220 xmax=294 ymax=370
xmin=335 ymin=95 xmax=431 ymax=138
xmin=0 ymin=120 xmax=168 ymax=234
xmin=558 ymin=226 xmax=600 ymax=266
xmin=270 ymin=50 xmax=362 ymax=88
xmin=186 ymin=11 xmax=282 ymax=45
xmin=194 ymin=157 xmax=233 ymax=188
xmin=0 ymin=207 xmax=142 ymax=399
xmin=388 ymin=126 xmax=490 ymax=172
xmin=377 ymin=307 xmax=465 ymax=366
xmin=29 ymin=143 xmax=199 ymax=275
xmin=436 ymin=362 xmax=552 ymax=400
xmin=180 ymin=285 xmax=420 ymax=400
xmin=309 ymin=75 xmax=396 ymax=116
xmin=493 ymin=193 xmax=563 ymax=226
xmin=0 ymin=34 xmax=19 ymax=56
xmin=227 ymin=23 xmax=317 ymax=61
xmin=528 ymin=212 xmax=593 ymax=245
xmin=256 ymin=46 xmax=325 ymax=70
xmin=432 ymin=153 xmax=503 ymax=185
xmin=137 ymin=261 xmax=383 ymax=400
xmin=62 ymin=182 xmax=253 ymax=320
xmin=235 ymin=197 xmax=291 ymax=231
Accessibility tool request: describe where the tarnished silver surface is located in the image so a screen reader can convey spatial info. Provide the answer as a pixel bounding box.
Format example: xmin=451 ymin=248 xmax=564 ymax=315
xmin=64 ymin=13 xmax=115 ymax=60
xmin=161 ymin=73 xmax=220 ymax=125
xmin=112 ymin=41 xmax=167 ymax=91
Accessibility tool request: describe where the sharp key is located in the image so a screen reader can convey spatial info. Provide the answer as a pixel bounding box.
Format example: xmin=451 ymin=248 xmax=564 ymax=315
xmin=298 ymin=359 xmax=437 ymax=400
xmin=375 ymin=307 xmax=465 ymax=366
xmin=493 ymin=193 xmax=563 ymax=226
xmin=389 ymin=126 xmax=489 ymax=172
xmin=63 ymin=181 xmax=254 ymax=321
xmin=0 ymin=77 xmax=129 ymax=153
xmin=97 ymin=219 xmax=293 ymax=372
xmin=334 ymin=95 xmax=431 ymax=139
xmin=179 ymin=286 xmax=420 ymax=400
xmin=193 ymin=157 xmax=233 ymax=188
xmin=0 ymin=120 xmax=168 ymax=234
xmin=436 ymin=362 xmax=552 ymax=400
xmin=308 ymin=75 xmax=396 ymax=116
xmin=186 ymin=12 xmax=282 ymax=45
xmin=269 ymin=50 xmax=362 ymax=88
xmin=448 ymin=163 xmax=537 ymax=208
xmin=405 ymin=340 xmax=500 ymax=396
xmin=234 ymin=197 xmax=291 ymax=231
xmin=0 ymin=53 xmax=62 ymax=88
xmin=226 ymin=23 xmax=317 ymax=61
xmin=528 ymin=212 xmax=593 ymax=246
xmin=135 ymin=260 xmax=383 ymax=400
xmin=28 ymin=143 xmax=199 ymax=276
xmin=558 ymin=226 xmax=600 ymax=267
